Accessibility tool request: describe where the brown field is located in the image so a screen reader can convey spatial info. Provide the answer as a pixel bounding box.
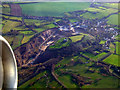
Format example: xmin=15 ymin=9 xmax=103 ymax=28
xmin=10 ymin=4 xmax=22 ymax=16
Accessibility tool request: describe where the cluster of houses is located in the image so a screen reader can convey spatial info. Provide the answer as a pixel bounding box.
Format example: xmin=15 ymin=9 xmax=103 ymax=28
xmin=58 ymin=25 xmax=75 ymax=32
xmin=53 ymin=17 xmax=119 ymax=52
xmin=54 ymin=19 xmax=90 ymax=33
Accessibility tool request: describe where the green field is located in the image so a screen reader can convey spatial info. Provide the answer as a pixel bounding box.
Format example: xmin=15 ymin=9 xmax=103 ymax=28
xmin=69 ymin=33 xmax=94 ymax=42
xmin=24 ymin=19 xmax=44 ymax=26
xmin=19 ymin=30 xmax=35 ymax=35
xmin=9 ymin=16 xmax=22 ymax=21
xmin=0 ymin=24 xmax=2 ymax=30
xmin=93 ymin=52 xmax=107 ymax=61
xmin=54 ymin=19 xmax=61 ymax=22
xmin=33 ymin=28 xmax=46 ymax=33
xmin=24 ymin=19 xmax=55 ymax=30
xmin=12 ymin=35 xmax=24 ymax=49
xmin=69 ymin=35 xmax=84 ymax=42
xmin=55 ymin=56 xmax=80 ymax=67
xmin=103 ymin=54 xmax=119 ymax=67
xmin=109 ymin=42 xmax=115 ymax=53
xmin=102 ymin=3 xmax=119 ymax=9
xmin=33 ymin=24 xmax=56 ymax=33
xmin=82 ymin=7 xmax=118 ymax=19
xmin=2 ymin=4 xmax=10 ymax=8
xmin=0 ymin=5 xmax=2 ymax=8
xmin=55 ymin=55 xmax=119 ymax=88
xmin=2 ymin=15 xmax=22 ymax=21
xmin=82 ymin=76 xmax=119 ymax=88
xmin=22 ymin=35 xmax=34 ymax=44
xmin=58 ymin=74 xmax=78 ymax=88
xmin=49 ymin=38 xmax=71 ymax=49
xmin=99 ymin=40 xmax=106 ymax=44
xmin=2 ymin=20 xmax=21 ymax=33
xmin=19 ymin=70 xmax=61 ymax=88
xmin=46 ymin=24 xmax=57 ymax=28
xmin=13 ymin=25 xmax=29 ymax=31
xmin=30 ymin=75 xmax=61 ymax=88
xmin=2 ymin=7 xmax=10 ymax=14
xmin=2 ymin=15 xmax=9 ymax=19
xmin=19 ymin=71 xmax=47 ymax=88
xmin=107 ymin=14 xmax=119 ymax=25
xmin=83 ymin=52 xmax=107 ymax=61
xmin=69 ymin=19 xmax=78 ymax=23
xmin=115 ymin=35 xmax=120 ymax=41
xmin=114 ymin=42 xmax=120 ymax=55
xmin=20 ymin=2 xmax=91 ymax=17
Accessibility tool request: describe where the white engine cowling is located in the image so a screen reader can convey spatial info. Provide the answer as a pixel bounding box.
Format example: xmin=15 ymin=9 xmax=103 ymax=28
xmin=0 ymin=35 xmax=17 ymax=89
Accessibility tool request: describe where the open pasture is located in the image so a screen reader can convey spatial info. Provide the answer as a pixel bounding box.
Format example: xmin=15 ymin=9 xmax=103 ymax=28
xmin=20 ymin=2 xmax=91 ymax=17
xmin=103 ymin=54 xmax=119 ymax=67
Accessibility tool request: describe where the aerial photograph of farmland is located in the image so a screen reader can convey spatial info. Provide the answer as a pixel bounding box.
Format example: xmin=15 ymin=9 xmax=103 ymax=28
xmin=0 ymin=0 xmax=120 ymax=88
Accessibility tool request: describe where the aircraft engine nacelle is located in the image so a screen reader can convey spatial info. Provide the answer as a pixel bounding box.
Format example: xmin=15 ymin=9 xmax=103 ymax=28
xmin=0 ymin=36 xmax=17 ymax=89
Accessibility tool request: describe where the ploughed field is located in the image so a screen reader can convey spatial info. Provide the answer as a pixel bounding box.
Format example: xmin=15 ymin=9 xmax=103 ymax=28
xmin=1 ymin=2 xmax=120 ymax=88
